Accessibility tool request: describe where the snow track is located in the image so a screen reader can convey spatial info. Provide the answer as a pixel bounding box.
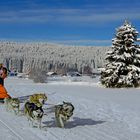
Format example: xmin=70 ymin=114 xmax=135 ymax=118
xmin=0 ymin=103 xmax=121 ymax=140
xmin=0 ymin=105 xmax=43 ymax=140
xmin=0 ymin=104 xmax=62 ymax=140
xmin=1 ymin=77 xmax=140 ymax=140
xmin=0 ymin=105 xmax=24 ymax=140
xmin=0 ymin=118 xmax=23 ymax=140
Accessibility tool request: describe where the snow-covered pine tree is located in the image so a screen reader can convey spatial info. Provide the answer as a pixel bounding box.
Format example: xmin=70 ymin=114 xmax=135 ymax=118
xmin=101 ymin=20 xmax=140 ymax=88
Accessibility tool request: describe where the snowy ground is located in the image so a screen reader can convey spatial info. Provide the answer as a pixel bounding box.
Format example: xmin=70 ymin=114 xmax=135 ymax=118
xmin=0 ymin=76 xmax=140 ymax=140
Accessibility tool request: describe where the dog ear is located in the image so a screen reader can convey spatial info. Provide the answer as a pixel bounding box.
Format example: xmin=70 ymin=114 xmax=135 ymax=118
xmin=63 ymin=101 xmax=66 ymax=104
xmin=44 ymin=93 xmax=47 ymax=96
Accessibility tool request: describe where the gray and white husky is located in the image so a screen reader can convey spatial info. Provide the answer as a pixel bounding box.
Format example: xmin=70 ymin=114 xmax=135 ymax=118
xmin=55 ymin=101 xmax=74 ymax=128
xmin=4 ymin=97 xmax=20 ymax=115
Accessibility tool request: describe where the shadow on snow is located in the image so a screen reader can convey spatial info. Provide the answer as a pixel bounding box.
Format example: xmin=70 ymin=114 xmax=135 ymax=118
xmin=43 ymin=117 xmax=105 ymax=128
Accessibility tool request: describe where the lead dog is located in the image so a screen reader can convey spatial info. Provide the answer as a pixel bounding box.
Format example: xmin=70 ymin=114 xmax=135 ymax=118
xmin=4 ymin=97 xmax=20 ymax=115
xmin=24 ymin=101 xmax=44 ymax=129
xmin=55 ymin=101 xmax=74 ymax=128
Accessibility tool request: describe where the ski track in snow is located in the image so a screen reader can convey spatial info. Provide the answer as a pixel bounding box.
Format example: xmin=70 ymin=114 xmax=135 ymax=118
xmin=0 ymin=105 xmax=44 ymax=140
xmin=0 ymin=77 xmax=140 ymax=140
xmin=0 ymin=117 xmax=23 ymax=140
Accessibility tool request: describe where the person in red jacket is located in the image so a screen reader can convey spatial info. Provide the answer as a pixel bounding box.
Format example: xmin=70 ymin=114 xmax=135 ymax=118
xmin=0 ymin=64 xmax=11 ymax=101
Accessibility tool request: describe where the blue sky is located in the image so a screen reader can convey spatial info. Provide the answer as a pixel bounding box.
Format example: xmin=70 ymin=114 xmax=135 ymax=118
xmin=0 ymin=0 xmax=140 ymax=46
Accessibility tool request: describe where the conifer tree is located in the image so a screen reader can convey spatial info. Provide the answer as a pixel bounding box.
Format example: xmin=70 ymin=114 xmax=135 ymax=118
xmin=101 ymin=20 xmax=140 ymax=88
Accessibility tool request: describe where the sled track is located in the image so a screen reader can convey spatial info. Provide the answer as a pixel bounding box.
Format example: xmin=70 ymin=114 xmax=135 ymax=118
xmin=47 ymin=130 xmax=61 ymax=140
xmin=0 ymin=119 xmax=24 ymax=140
xmin=0 ymin=117 xmax=60 ymax=140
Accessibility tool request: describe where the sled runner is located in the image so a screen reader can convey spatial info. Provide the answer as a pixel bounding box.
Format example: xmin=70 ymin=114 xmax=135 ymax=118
xmin=0 ymin=98 xmax=4 ymax=103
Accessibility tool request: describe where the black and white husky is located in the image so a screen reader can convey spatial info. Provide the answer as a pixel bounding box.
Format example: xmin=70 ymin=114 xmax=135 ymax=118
xmin=55 ymin=101 xmax=74 ymax=128
xmin=24 ymin=102 xmax=44 ymax=129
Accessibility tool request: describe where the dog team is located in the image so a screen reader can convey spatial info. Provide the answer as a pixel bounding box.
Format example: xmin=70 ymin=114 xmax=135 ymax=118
xmin=4 ymin=93 xmax=74 ymax=129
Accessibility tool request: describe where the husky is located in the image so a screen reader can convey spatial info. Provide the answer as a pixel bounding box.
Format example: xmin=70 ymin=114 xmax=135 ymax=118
xmin=4 ymin=97 xmax=20 ymax=115
xmin=29 ymin=93 xmax=47 ymax=107
xmin=55 ymin=101 xmax=74 ymax=128
xmin=24 ymin=101 xmax=44 ymax=129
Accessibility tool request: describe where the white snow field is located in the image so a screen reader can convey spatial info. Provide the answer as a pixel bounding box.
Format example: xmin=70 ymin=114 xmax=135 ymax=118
xmin=0 ymin=76 xmax=140 ymax=140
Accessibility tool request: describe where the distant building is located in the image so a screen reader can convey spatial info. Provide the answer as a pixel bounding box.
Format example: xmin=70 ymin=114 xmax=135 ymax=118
xmin=47 ymin=72 xmax=57 ymax=76
xmin=67 ymin=72 xmax=82 ymax=77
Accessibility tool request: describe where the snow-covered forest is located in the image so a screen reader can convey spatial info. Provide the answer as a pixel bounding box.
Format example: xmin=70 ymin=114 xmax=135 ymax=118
xmin=0 ymin=42 xmax=109 ymax=74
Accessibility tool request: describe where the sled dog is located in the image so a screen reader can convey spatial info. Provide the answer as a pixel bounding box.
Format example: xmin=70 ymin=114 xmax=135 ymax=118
xmin=55 ymin=101 xmax=74 ymax=128
xmin=29 ymin=93 xmax=47 ymax=107
xmin=24 ymin=101 xmax=44 ymax=128
xmin=4 ymin=97 xmax=20 ymax=115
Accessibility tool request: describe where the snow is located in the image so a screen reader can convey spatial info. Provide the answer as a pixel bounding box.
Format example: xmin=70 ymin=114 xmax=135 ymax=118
xmin=124 ymin=52 xmax=131 ymax=58
xmin=130 ymin=65 xmax=140 ymax=72
xmin=135 ymin=54 xmax=140 ymax=58
xmin=0 ymin=77 xmax=140 ymax=140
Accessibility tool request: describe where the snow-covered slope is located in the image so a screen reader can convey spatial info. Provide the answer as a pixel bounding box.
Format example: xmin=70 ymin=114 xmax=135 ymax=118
xmin=0 ymin=77 xmax=140 ymax=140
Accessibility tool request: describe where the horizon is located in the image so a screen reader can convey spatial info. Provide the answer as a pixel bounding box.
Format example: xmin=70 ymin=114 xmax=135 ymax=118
xmin=0 ymin=0 xmax=140 ymax=46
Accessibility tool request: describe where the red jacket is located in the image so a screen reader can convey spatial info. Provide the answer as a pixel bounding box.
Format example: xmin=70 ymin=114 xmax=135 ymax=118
xmin=0 ymin=85 xmax=10 ymax=99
